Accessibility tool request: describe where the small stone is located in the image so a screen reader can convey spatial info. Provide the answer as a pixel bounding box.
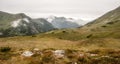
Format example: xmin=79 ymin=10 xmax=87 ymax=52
xmin=101 ymin=55 xmax=110 ymax=58
xmin=33 ymin=48 xmax=39 ymax=51
xmin=74 ymin=62 xmax=77 ymax=64
xmin=53 ymin=50 xmax=65 ymax=58
xmin=21 ymin=51 xmax=34 ymax=57
xmin=90 ymin=54 xmax=98 ymax=57
xmin=79 ymin=53 xmax=84 ymax=57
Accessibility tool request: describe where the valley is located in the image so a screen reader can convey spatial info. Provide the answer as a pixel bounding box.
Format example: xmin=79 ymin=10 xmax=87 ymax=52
xmin=0 ymin=6 xmax=120 ymax=64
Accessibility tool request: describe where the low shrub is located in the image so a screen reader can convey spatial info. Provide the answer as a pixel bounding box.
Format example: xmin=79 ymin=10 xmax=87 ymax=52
xmin=0 ymin=47 xmax=11 ymax=52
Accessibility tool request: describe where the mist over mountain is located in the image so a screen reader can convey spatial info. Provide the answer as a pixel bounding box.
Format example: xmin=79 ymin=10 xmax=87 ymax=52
xmin=0 ymin=11 xmax=84 ymax=36
xmin=46 ymin=16 xmax=82 ymax=29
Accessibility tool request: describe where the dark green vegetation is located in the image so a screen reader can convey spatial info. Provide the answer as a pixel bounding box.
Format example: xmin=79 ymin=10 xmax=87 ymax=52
xmin=0 ymin=47 xmax=11 ymax=52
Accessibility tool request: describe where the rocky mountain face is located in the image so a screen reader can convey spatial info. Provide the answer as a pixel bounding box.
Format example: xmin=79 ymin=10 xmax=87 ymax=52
xmin=0 ymin=11 xmax=54 ymax=36
xmin=46 ymin=16 xmax=82 ymax=29
xmin=32 ymin=18 xmax=54 ymax=33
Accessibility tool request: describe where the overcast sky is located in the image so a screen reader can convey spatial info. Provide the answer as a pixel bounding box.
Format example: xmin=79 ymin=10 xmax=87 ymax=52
xmin=0 ymin=0 xmax=120 ymax=21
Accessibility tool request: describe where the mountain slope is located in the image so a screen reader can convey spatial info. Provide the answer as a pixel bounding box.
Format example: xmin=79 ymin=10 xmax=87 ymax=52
xmin=32 ymin=18 xmax=54 ymax=32
xmin=0 ymin=11 xmax=30 ymax=29
xmin=82 ymin=6 xmax=120 ymax=30
xmin=0 ymin=11 xmax=54 ymax=36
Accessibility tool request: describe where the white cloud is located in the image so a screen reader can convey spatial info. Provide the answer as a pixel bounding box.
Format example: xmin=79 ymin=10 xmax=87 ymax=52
xmin=0 ymin=0 xmax=120 ymax=21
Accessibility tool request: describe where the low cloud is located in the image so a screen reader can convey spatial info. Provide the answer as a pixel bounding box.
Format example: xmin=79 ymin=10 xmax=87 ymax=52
xmin=0 ymin=0 xmax=120 ymax=21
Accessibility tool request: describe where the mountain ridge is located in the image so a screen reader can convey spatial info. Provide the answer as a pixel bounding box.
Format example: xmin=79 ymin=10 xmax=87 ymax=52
xmin=0 ymin=11 xmax=55 ymax=36
xmin=82 ymin=6 xmax=120 ymax=30
xmin=0 ymin=11 xmax=83 ymax=36
xmin=46 ymin=16 xmax=82 ymax=29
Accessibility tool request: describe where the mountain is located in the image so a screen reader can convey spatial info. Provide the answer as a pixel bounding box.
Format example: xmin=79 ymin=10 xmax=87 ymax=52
xmin=40 ymin=6 xmax=120 ymax=41
xmin=82 ymin=6 xmax=120 ymax=31
xmin=32 ymin=18 xmax=54 ymax=32
xmin=0 ymin=11 xmax=54 ymax=36
xmin=46 ymin=16 xmax=82 ymax=29
xmin=0 ymin=11 xmax=31 ymax=29
xmin=0 ymin=11 xmax=85 ymax=37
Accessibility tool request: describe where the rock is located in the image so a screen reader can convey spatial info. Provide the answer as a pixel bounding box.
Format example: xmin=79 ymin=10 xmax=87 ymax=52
xmin=21 ymin=51 xmax=34 ymax=57
xmin=74 ymin=62 xmax=77 ymax=64
xmin=33 ymin=48 xmax=42 ymax=55
xmin=53 ymin=50 xmax=65 ymax=58
xmin=79 ymin=53 xmax=85 ymax=57
xmin=33 ymin=48 xmax=39 ymax=51
xmin=101 ymin=55 xmax=110 ymax=58
xmin=0 ymin=32 xmax=3 ymax=35
xmin=90 ymin=54 xmax=98 ymax=57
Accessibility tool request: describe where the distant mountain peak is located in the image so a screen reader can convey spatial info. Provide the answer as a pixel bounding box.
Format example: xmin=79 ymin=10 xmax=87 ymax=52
xmin=16 ymin=13 xmax=26 ymax=16
xmin=48 ymin=15 xmax=57 ymax=18
xmin=46 ymin=16 xmax=82 ymax=29
xmin=47 ymin=15 xmax=57 ymax=22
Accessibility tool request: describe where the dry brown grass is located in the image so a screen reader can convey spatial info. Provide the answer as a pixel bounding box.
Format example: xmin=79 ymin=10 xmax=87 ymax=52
xmin=0 ymin=36 xmax=80 ymax=50
xmin=0 ymin=35 xmax=120 ymax=51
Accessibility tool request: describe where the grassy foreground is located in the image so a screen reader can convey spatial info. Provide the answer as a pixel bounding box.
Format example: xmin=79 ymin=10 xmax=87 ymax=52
xmin=0 ymin=29 xmax=120 ymax=64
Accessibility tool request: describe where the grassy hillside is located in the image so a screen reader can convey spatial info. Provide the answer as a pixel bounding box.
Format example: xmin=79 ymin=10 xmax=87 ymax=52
xmin=0 ymin=19 xmax=119 ymax=50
